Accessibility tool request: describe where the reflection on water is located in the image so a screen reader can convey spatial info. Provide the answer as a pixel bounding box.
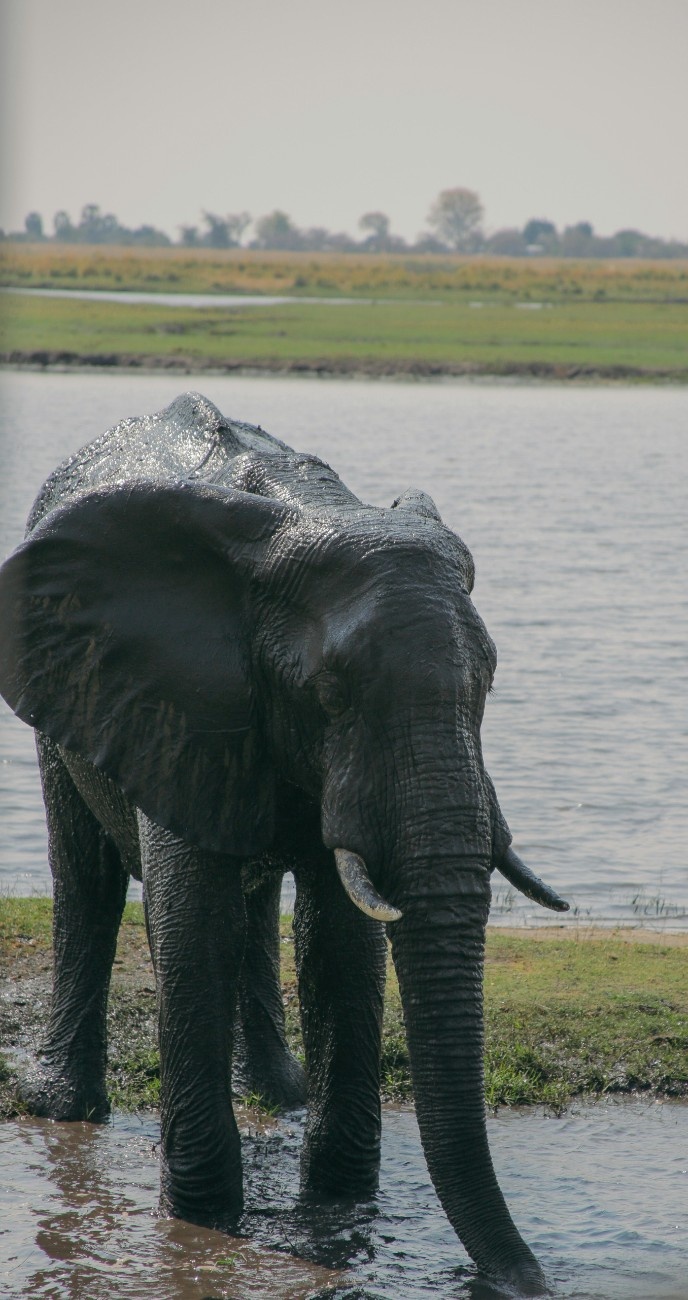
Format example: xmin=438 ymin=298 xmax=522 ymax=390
xmin=0 ymin=371 xmax=687 ymax=928
xmin=1 ymin=1101 xmax=686 ymax=1298
xmin=0 ymin=1113 xmax=337 ymax=1299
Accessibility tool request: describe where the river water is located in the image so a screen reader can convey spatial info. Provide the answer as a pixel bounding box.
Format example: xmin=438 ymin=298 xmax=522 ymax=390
xmin=1 ymin=369 xmax=686 ymax=927
xmin=1 ymin=372 xmax=687 ymax=1298
xmin=2 ymin=286 xmax=377 ymax=308
xmin=1 ymin=1100 xmax=686 ymax=1299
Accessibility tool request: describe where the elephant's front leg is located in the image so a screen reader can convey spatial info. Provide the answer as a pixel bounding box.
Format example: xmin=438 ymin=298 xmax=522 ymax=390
xmin=139 ymin=818 xmax=246 ymax=1229
xmin=294 ymin=854 xmax=387 ymax=1199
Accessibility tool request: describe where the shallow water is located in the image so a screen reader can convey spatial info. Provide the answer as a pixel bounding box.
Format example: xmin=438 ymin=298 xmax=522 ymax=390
xmin=1 ymin=370 xmax=687 ymax=928
xmin=1 ymin=1100 xmax=686 ymax=1298
xmin=2 ymin=286 xmax=374 ymax=309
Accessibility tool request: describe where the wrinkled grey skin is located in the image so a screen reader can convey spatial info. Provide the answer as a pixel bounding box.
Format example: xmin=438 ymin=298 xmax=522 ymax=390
xmin=0 ymin=393 xmax=568 ymax=1295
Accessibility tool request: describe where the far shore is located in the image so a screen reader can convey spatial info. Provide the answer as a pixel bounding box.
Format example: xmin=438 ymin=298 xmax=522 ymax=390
xmin=3 ymin=351 xmax=686 ymax=384
xmin=2 ymin=249 xmax=686 ymax=380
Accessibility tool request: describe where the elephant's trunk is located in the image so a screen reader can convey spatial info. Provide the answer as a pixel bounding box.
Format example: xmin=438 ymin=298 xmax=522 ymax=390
xmin=390 ymin=862 xmax=547 ymax=1295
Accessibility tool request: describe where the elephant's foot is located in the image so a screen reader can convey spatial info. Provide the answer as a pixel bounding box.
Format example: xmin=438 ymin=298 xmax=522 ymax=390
xmin=300 ymin=1116 xmax=381 ymax=1201
xmin=18 ymin=1057 xmax=110 ymax=1123
xmin=159 ymin=1161 xmax=244 ymax=1233
xmin=157 ymin=1192 xmax=244 ymax=1235
xmin=301 ymin=1160 xmax=380 ymax=1203
xmin=232 ymin=1047 xmax=307 ymax=1112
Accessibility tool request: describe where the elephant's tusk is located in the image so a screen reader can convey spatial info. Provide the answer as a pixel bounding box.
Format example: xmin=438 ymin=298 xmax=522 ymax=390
xmin=334 ymin=849 xmax=402 ymax=922
xmin=497 ymin=845 xmax=570 ymax=912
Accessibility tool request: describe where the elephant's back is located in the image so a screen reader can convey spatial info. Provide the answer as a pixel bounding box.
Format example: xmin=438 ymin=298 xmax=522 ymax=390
xmin=26 ymin=392 xmax=290 ymax=532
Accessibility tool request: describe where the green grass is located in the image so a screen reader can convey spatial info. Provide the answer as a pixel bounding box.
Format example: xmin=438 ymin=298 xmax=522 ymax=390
xmin=1 ymin=899 xmax=685 ymax=1115
xmin=0 ymin=895 xmax=53 ymax=945
xmin=379 ymin=931 xmax=688 ymax=1107
xmin=481 ymin=935 xmax=687 ymax=1109
xmin=2 ymin=290 xmax=687 ymax=377
xmin=108 ymin=1045 xmax=161 ymax=1109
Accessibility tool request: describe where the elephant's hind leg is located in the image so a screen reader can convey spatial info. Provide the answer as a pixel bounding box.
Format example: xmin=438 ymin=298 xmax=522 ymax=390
xmin=294 ymin=854 xmax=387 ymax=1200
xmin=22 ymin=735 xmax=129 ymax=1121
xmin=233 ymin=872 xmax=306 ymax=1111
xmin=140 ymin=818 xmax=246 ymax=1230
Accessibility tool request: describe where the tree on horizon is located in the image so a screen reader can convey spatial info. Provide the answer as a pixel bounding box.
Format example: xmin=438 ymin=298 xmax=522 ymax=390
xmin=426 ymin=188 xmax=484 ymax=251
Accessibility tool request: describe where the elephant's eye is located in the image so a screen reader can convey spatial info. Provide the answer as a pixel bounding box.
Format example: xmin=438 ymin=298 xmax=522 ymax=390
xmin=315 ymin=673 xmax=350 ymax=719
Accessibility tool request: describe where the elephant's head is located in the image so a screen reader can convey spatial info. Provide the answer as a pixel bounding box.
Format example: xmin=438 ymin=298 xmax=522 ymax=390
xmin=0 ymin=469 xmax=565 ymax=1293
xmin=255 ymin=493 xmax=563 ymax=1293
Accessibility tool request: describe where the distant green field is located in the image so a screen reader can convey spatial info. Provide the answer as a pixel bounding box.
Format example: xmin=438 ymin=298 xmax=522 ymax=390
xmin=2 ymin=288 xmax=687 ymax=378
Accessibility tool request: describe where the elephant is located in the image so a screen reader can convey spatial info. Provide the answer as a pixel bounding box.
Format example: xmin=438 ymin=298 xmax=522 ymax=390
xmin=0 ymin=392 xmax=569 ymax=1295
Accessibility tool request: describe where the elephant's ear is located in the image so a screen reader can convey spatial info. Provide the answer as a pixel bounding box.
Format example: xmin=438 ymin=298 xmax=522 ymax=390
xmin=0 ymin=481 xmax=294 ymax=855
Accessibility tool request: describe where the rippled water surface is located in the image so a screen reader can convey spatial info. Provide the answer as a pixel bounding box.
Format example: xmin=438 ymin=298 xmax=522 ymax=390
xmin=1 ymin=371 xmax=687 ymax=927
xmin=1 ymin=1101 xmax=686 ymax=1299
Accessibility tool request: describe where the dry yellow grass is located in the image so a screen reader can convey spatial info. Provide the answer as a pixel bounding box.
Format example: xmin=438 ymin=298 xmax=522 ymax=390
xmin=2 ymin=242 xmax=688 ymax=301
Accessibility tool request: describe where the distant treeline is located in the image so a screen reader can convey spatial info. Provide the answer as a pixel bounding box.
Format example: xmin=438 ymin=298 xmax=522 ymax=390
xmin=4 ymin=190 xmax=688 ymax=259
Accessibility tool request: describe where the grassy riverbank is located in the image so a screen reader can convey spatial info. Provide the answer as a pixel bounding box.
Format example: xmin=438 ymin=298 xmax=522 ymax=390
xmin=3 ymin=291 xmax=687 ymax=381
xmin=2 ymin=247 xmax=688 ymax=379
xmin=1 ymin=898 xmax=685 ymax=1117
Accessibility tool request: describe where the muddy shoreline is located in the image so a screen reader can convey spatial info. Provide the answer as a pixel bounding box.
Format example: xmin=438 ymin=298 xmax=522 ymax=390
xmin=3 ymin=350 xmax=686 ymax=383
xmin=2 ymin=901 xmax=686 ymax=1121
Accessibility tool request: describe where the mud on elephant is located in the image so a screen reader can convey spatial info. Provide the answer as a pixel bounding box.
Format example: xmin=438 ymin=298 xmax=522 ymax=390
xmin=0 ymin=393 xmax=568 ymax=1295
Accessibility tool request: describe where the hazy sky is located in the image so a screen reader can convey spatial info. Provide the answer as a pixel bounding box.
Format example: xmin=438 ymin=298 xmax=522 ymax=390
xmin=2 ymin=0 xmax=687 ymax=243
